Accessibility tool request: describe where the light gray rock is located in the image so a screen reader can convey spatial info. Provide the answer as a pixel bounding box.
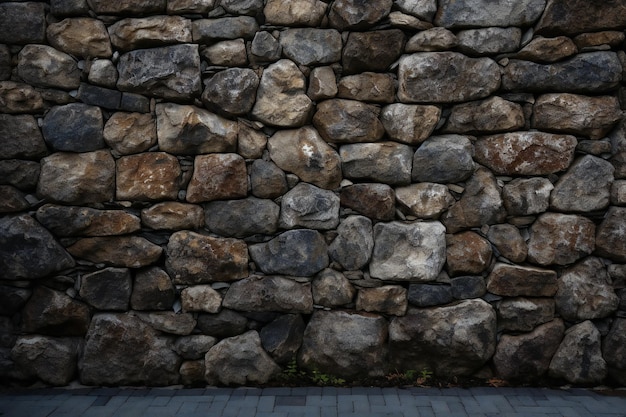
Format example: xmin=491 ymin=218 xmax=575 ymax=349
xmin=88 ymin=59 xmax=118 ymax=88
xmin=395 ymin=183 xmax=454 ymax=219
xmin=67 ymin=236 xmax=163 ymax=268
xmin=259 ymin=314 xmax=305 ymax=365
xmin=328 ymin=0 xmax=392 ymax=30
xmin=442 ymin=97 xmax=525 ymax=134
xmin=135 ymin=312 xmax=196 ymax=336
xmin=412 ymin=135 xmax=475 ymax=183
xmin=192 ymin=17 xmax=259 ymax=43
xmin=441 ymin=167 xmax=506 ymax=233
xmin=398 ymin=52 xmax=501 ymax=103
xmin=533 ymin=94 xmax=622 ymax=140
xmin=141 ymin=202 xmax=204 ymax=231
xmin=280 ymin=29 xmax=342 ymax=66
xmin=186 ymin=154 xmax=247 ymax=203
xmin=486 ymin=224 xmax=528 ymax=262
xmin=380 ymin=104 xmax=440 ymax=145
xmin=395 ymin=0 xmax=437 ymax=20
xmin=280 ymin=183 xmax=339 ymax=230
xmin=42 ymin=104 xmax=104 ymax=153
xmin=555 ymin=257 xmax=619 ymax=321
xmin=267 ymin=126 xmax=342 ymax=190
xmin=435 ymin=0 xmax=546 ymax=28
xmin=312 ymin=269 xmax=355 ymax=307
xmin=527 ymin=213 xmax=595 ymax=266
xmin=457 ymin=27 xmax=522 ymax=56
xmin=156 ymin=103 xmax=237 ymax=155
xmin=337 ymin=73 xmax=395 ymax=104
xmin=201 ymin=69 xmax=259 ymax=116
xmin=165 ymin=231 xmax=249 ymax=284
xmin=342 ymin=30 xmax=405 ymax=74
xmin=249 ymin=230 xmax=328 ymax=277
xmin=21 ymin=286 xmax=90 ymax=336
xmin=205 ymin=197 xmax=280 ymax=238
xmin=596 ymin=207 xmax=626 ymax=262
xmin=486 ymin=263 xmax=558 ymax=297
xmin=205 ymin=331 xmax=280 ymax=386
xmin=299 ymin=310 xmax=388 ymax=377
xmin=115 ymin=152 xmax=181 ymax=201
xmin=341 ymin=142 xmax=413 ymax=185
xmin=340 ymin=183 xmax=396 ymax=221
xmin=47 ymin=17 xmax=112 ymax=58
xmin=313 ymin=99 xmax=385 ymax=144
xmin=502 ymin=52 xmax=622 ymax=94
xmin=550 ymin=155 xmax=615 ymax=213
xmin=117 ymin=44 xmax=201 ymax=100
xmin=406 ymin=27 xmax=457 ymax=52
xmin=357 ymin=285 xmax=407 ymax=316
xmin=11 ymin=336 xmax=80 ymax=386
xmin=497 ymin=297 xmax=555 ymax=332
xmin=167 ymin=0 xmax=214 ymax=14
xmin=503 ymin=177 xmax=554 ymax=216
xmin=389 ymin=299 xmax=496 ymax=376
xmin=79 ymin=313 xmax=180 ymax=386
xmin=370 ymin=221 xmax=446 ymax=282
xmin=17 ymin=45 xmax=80 ymax=90
xmin=549 ymin=320 xmax=607 ymax=385
xmin=474 ymin=132 xmax=577 ymax=176
xmin=181 ymin=285 xmax=222 ymax=313
xmin=200 ymin=39 xmax=247 ymax=67
xmin=329 ymin=216 xmax=374 ymax=271
xmin=223 ymin=275 xmax=313 ymax=313
xmin=603 ymin=318 xmax=626 ymax=385
xmin=0 ymin=215 xmax=75 ymax=281
xmin=103 ymin=112 xmax=156 ymax=155
xmin=38 ymin=150 xmax=115 ymax=205
xmin=108 ymin=16 xmax=192 ymax=51
xmin=250 ymin=160 xmax=288 ymax=199
xmin=252 ymin=59 xmax=313 ymax=127
xmin=264 ymin=0 xmax=327 ymax=26
xmin=131 ymin=267 xmax=176 ymax=311
xmin=493 ymin=319 xmax=565 ymax=383
xmin=80 ymin=267 xmax=132 ymax=311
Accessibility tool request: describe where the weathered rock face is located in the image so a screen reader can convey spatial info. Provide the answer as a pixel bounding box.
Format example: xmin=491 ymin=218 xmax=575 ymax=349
xmin=596 ymin=207 xmax=626 ymax=262
xmin=435 ymin=0 xmax=546 ymax=28
xmin=312 ymin=269 xmax=355 ymax=307
xmin=259 ymin=314 xmax=305 ymax=365
xmin=205 ymin=197 xmax=279 ymax=238
xmin=443 ymin=97 xmax=525 ymax=134
xmin=340 ymin=183 xmax=396 ymax=221
xmin=0 ymin=115 xmax=47 ymax=159
xmin=299 ymin=310 xmax=388 ymax=378
xmin=108 ymin=16 xmax=192 ymax=52
xmin=328 ymin=216 xmax=374 ymax=271
xmin=104 ymin=112 xmax=156 ymax=155
xmin=181 ymin=285 xmax=222 ymax=314
xmin=389 ymin=300 xmax=496 ymax=376
xmin=11 ymin=336 xmax=81 ymax=386
xmin=280 ymin=183 xmax=339 ymax=230
xmin=116 ymin=152 xmax=181 ymax=201
xmin=43 ymin=104 xmax=104 ymax=153
xmin=131 ymin=267 xmax=176 ymax=311
xmin=0 ymin=82 xmax=44 ymax=114
xmin=341 ymin=142 xmax=413 ymax=185
xmin=412 ymin=135 xmax=475 ymax=183
xmin=67 ymin=236 xmax=163 ymax=268
xmin=357 ymin=285 xmax=407 ymax=316
xmin=141 ymin=202 xmax=204 ymax=231
xmin=264 ymin=0 xmax=327 ymax=26
xmin=21 ymin=286 xmax=90 ymax=337
xmin=527 ymin=213 xmax=595 ymax=266
xmin=603 ymin=319 xmax=626 ymax=385
xmin=497 ymin=298 xmax=555 ymax=332
xmin=223 ymin=275 xmax=313 ymax=313
xmin=536 ymin=0 xmax=626 ymax=36
xmin=446 ymin=232 xmax=492 ymax=276
xmin=328 ymin=0 xmax=392 ymax=30
xmin=79 ymin=267 xmax=133 ymax=311
xmin=201 ymin=69 xmax=259 ymax=117
xmin=313 ymin=99 xmax=385 ymax=144
xmin=47 ymin=18 xmax=112 ymax=58
xmin=503 ymin=178 xmax=554 ymax=216
xmin=186 ymin=154 xmax=247 ymax=203
xmin=0 ymin=2 xmax=46 ymax=44
xmin=79 ymin=313 xmax=181 ymax=386
xmin=381 ymin=104 xmax=440 ymax=145
xmin=487 ymin=263 xmax=558 ymax=297
xmin=396 ymin=183 xmax=454 ymax=219
xmin=342 ymin=30 xmax=405 ymax=74
xmin=487 ymin=224 xmax=528 ymax=263
xmin=513 ymin=36 xmax=578 ymax=63
xmin=17 ymin=45 xmax=81 ymax=90
xmin=457 ymin=27 xmax=521 ymax=56
xmin=280 ymin=29 xmax=341 ymax=66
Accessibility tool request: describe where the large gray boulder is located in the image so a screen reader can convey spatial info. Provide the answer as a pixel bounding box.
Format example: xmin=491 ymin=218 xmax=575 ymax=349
xmin=389 ymin=300 xmax=496 ymax=376
xmin=11 ymin=336 xmax=81 ymax=386
xmin=279 ymin=29 xmax=342 ymax=66
xmin=340 ymin=142 xmax=413 ymax=186
xmin=223 ymin=275 xmax=313 ymax=314
xmin=412 ymin=135 xmax=475 ymax=184
xmin=279 ymin=183 xmax=339 ymax=230
xmin=17 ymin=45 xmax=80 ymax=90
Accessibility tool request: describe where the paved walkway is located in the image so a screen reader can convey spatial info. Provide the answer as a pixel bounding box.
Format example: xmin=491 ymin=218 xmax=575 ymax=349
xmin=1 ymin=386 xmax=626 ymax=417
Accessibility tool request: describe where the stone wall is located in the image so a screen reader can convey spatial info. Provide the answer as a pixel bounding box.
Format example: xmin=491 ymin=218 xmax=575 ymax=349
xmin=1 ymin=0 xmax=626 ymax=387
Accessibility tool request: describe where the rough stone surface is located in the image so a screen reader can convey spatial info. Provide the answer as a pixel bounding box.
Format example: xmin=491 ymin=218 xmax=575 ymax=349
xmin=357 ymin=285 xmax=407 ymax=316
xmin=250 ymin=160 xmax=289 ymax=199
xmin=280 ymin=183 xmax=339 ymax=230
xmin=116 ymin=152 xmax=181 ymax=201
xmin=165 ymin=231 xmax=248 ymax=284
xmin=79 ymin=267 xmax=132 ymax=311
xmin=443 ymin=97 xmax=525 ymax=134
xmin=205 ymin=331 xmax=280 ymax=386
xmin=493 ymin=319 xmax=565 ymax=382
xmin=108 ymin=16 xmax=192 ymax=52
xmin=250 ymin=31 xmax=281 ymax=62
xmin=299 ymin=310 xmax=388 ymax=378
xmin=381 ymin=104 xmax=441 ymax=145
xmin=398 ymin=52 xmax=501 ymax=103
xmin=201 ymin=69 xmax=259 ymax=117
xmin=192 ymin=17 xmax=259 ymax=43
xmin=174 ymin=335 xmax=217 ymax=361
xmin=264 ymin=0 xmax=327 ymax=26
xmin=549 ymin=155 xmax=615 ymax=213
xmin=21 ymin=286 xmax=90 ymax=337
xmin=0 ymin=2 xmax=46 ymax=44
xmin=503 ymin=177 xmax=554 ymax=216
xmin=555 ymin=257 xmax=619 ymax=321
xmin=536 ymin=0 xmax=626 ymax=36
xmin=156 ymin=103 xmax=237 ymax=155
xmin=395 ymin=183 xmax=454 ymax=219
xmin=88 ymin=0 xmax=167 ymax=15
xmin=603 ymin=319 xmax=626 ymax=385
xmin=43 ymin=104 xmax=104 ymax=153
xmin=131 ymin=267 xmax=176 ymax=311
xmin=87 ymin=60 xmax=120 ymax=89
xmin=457 ymin=27 xmax=521 ymax=56
xmin=406 ymin=27 xmax=457 ymax=52
xmin=0 ymin=115 xmax=47 ymax=159
xmin=186 ymin=154 xmax=247 ymax=203
xmin=514 ymin=36 xmax=578 ymax=63
xmin=596 ymin=207 xmax=626 ymax=262
xmin=486 ymin=224 xmax=528 ymax=263
xmin=268 ymin=127 xmax=342 ymax=190
xmin=249 ymin=230 xmax=328 ymax=277
xmin=104 ymin=112 xmax=156 ymax=155
xmin=223 ymin=276 xmax=313 ymax=313
xmin=11 ymin=336 xmax=80 ymax=386
xmin=474 ymin=132 xmax=577 ymax=176
xmin=389 ymin=300 xmax=496 ymax=376
xmin=328 ymin=0 xmax=392 ymax=30
xmin=67 ymin=236 xmax=163 ymax=268
xmin=412 ymin=135 xmax=475 ymax=183
xmin=370 ymin=221 xmax=446 ymax=282
xmin=259 ymin=314 xmax=305 ymax=365
xmin=37 ymin=150 xmax=115 ymax=205
xmin=0 ymin=214 xmax=75 ymax=281
xmin=307 ymin=66 xmax=337 ymax=101
xmin=446 ymin=232 xmax=492 ymax=276
xmin=407 ymin=284 xmax=453 ymax=307
xmin=135 ymin=312 xmax=196 ymax=335
xmin=181 ymin=285 xmax=222 ymax=313
xmin=450 ymin=276 xmax=486 ymax=300
xmin=329 ymin=216 xmax=374 ymax=271
xmin=36 ymin=204 xmax=140 ymax=237
xmin=549 ymin=320 xmax=608 ymax=384
xmin=435 ymin=0 xmax=546 ymax=28
xmin=141 ymin=202 xmax=204 ymax=231
xmin=196 ymin=310 xmax=248 ymax=339
xmin=47 ymin=18 xmax=112 ymax=58
xmin=341 ymin=142 xmax=413 ymax=186
xmin=201 ymin=39 xmax=247 ymax=67
xmin=313 ymin=99 xmax=385 ymax=144
xmin=497 ymin=298 xmax=555 ymax=332
xmin=486 ymin=263 xmax=558 ymax=297
xmin=280 ymin=29 xmax=342 ymax=66
xmin=342 ymin=30 xmax=405 ymax=74
xmin=205 ymin=197 xmax=280 ymax=238
xmin=527 ymin=213 xmax=595 ymax=266
xmin=340 ymin=183 xmax=395 ymax=221
xmin=0 ymin=82 xmax=44 ymax=114
xmin=79 ymin=313 xmax=180 ymax=386
xmin=312 ymin=269 xmax=355 ymax=307
xmin=337 ymin=73 xmax=395 ymax=104
xmin=17 ymin=45 xmax=81 ymax=90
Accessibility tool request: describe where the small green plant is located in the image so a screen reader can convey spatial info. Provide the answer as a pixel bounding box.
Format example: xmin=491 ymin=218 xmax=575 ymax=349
xmin=416 ymin=369 xmax=433 ymax=386
xmin=310 ymin=369 xmax=345 ymax=386
xmin=276 ymin=358 xmax=345 ymax=386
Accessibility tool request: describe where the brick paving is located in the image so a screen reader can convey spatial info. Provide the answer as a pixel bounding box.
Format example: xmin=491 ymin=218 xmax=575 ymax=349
xmin=1 ymin=386 xmax=625 ymax=417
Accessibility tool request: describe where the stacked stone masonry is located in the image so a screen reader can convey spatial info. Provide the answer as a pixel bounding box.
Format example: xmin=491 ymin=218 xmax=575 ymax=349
xmin=2 ymin=0 xmax=626 ymax=388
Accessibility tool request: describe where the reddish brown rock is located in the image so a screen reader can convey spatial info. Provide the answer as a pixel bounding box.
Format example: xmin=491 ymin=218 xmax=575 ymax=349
xmin=337 ymin=73 xmax=395 ymax=104
xmin=527 ymin=213 xmax=595 ymax=266
xmin=474 ymin=132 xmax=577 ymax=175
xmin=108 ymin=16 xmax=192 ymax=52
xmin=186 ymin=154 xmax=247 ymax=203
xmin=104 ymin=112 xmax=156 ymax=156
xmin=116 ymin=152 xmax=181 ymax=201
xmin=141 ymin=202 xmax=204 ymax=230
xmin=313 ymin=99 xmax=385 ymax=144
xmin=446 ymin=231 xmax=493 ymax=277
xmin=67 ymin=236 xmax=163 ymax=268
xmin=486 ymin=263 xmax=558 ymax=297
xmin=535 ymin=0 xmax=626 ymax=36
xmin=356 ymin=285 xmax=407 ymax=316
xmin=574 ymin=31 xmax=625 ymax=49
xmin=340 ymin=183 xmax=396 ymax=221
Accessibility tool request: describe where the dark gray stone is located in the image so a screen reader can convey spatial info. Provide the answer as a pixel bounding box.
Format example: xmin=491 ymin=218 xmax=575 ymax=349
xmin=51 ymin=0 xmax=90 ymax=16
xmin=131 ymin=267 xmax=176 ymax=311
xmin=0 ymin=160 xmax=41 ymax=190
xmin=536 ymin=0 xmax=626 ymax=36
xmin=596 ymin=207 xmax=626 ymax=262
xmin=120 ymin=93 xmax=150 ymax=113
xmin=196 ymin=310 xmax=248 ymax=339
xmin=312 ymin=269 xmax=355 ymax=307
xmin=192 ymin=17 xmax=259 ymax=43
xmin=17 ymin=45 xmax=80 ymax=90
xmin=174 ymin=335 xmax=217 ymax=360
xmin=451 ymin=276 xmax=486 ymax=300
xmin=496 ymin=297 xmax=555 ymax=332
xmin=279 ymin=183 xmax=340 ymax=230
xmin=88 ymin=0 xmax=166 ymax=15
xmin=250 ymin=31 xmax=281 ymax=61
xmin=0 ymin=2 xmax=46 ymax=44
xmin=0 ymin=285 xmax=31 ymax=316
xmin=205 ymin=197 xmax=280 ymax=238
xmin=249 ymin=230 xmax=329 ymax=277
xmin=250 ymin=160 xmax=288 ymax=199
xmin=42 ymin=104 xmax=104 ymax=152
xmin=329 ymin=216 xmax=374 ymax=271
xmin=0 ymin=115 xmax=47 ymax=160
xmin=0 ymin=186 xmax=29 ymax=214
xmin=21 ymin=286 xmax=90 ymax=337
xmin=79 ymin=267 xmax=132 ymax=311
xmin=313 ymin=99 xmax=385 ymax=144
xmin=202 ymin=68 xmax=259 ymax=116
xmin=223 ymin=275 xmax=313 ymax=314
xmin=435 ymin=0 xmax=546 ymax=29
xmin=342 ymin=30 xmax=406 ymax=74
xmin=340 ymin=142 xmax=413 ymax=185
xmin=412 ymin=135 xmax=475 ymax=183
xmin=77 ymin=84 xmax=122 ymax=109
xmin=0 ymin=45 xmax=11 ymax=81
xmin=408 ymin=283 xmax=453 ymax=307
xmin=260 ymin=314 xmax=305 ymax=365
xmin=11 ymin=336 xmax=81 ymax=386
xmin=603 ymin=318 xmax=626 ymax=385
xmin=280 ymin=29 xmax=342 ymax=66
xmin=329 ymin=0 xmax=392 ymax=30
